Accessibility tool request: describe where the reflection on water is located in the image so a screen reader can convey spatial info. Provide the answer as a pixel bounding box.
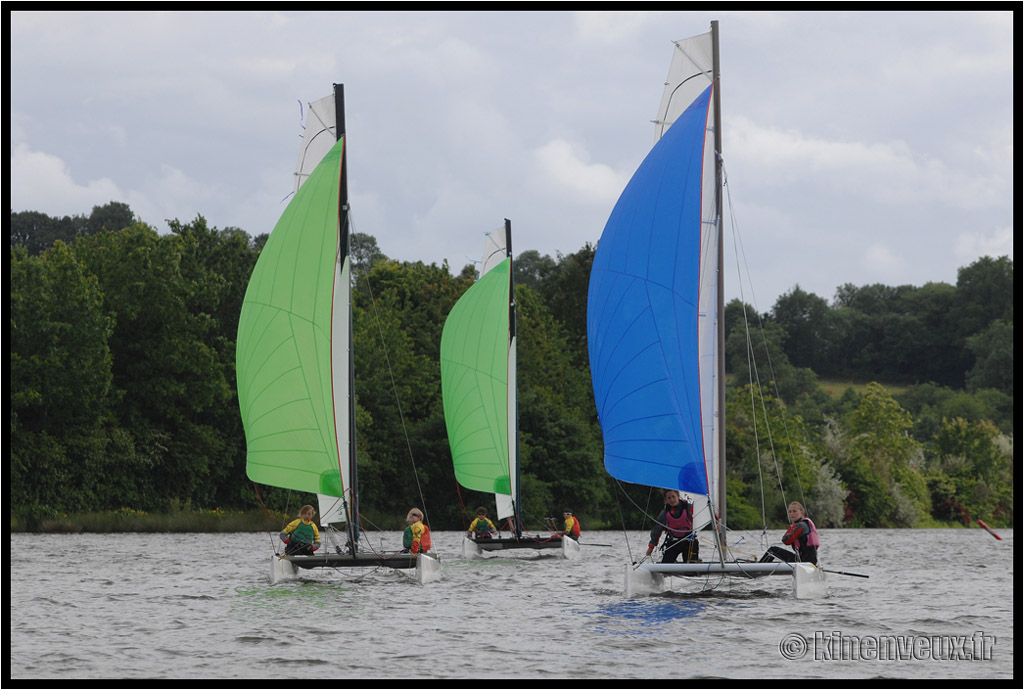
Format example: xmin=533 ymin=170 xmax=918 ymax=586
xmin=586 ymin=597 xmax=709 ymax=636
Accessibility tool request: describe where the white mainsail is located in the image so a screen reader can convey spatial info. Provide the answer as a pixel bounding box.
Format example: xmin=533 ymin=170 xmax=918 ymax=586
xmin=292 ymin=91 xmax=351 ymax=528
xmin=479 ymin=227 xmax=517 ymax=524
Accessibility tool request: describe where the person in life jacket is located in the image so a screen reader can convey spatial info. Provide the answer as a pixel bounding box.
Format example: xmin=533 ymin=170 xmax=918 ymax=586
xmin=280 ymin=505 xmax=321 ymax=556
xmin=402 ymin=508 xmax=432 ymax=554
xmin=646 ymin=490 xmax=699 ymax=563
xmin=762 ymin=501 xmax=819 ymax=565
xmin=467 ymin=507 xmax=497 ymax=540
xmin=560 ymin=508 xmax=582 ymax=541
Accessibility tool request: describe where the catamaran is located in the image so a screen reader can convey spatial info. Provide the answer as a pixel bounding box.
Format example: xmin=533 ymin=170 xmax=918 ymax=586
xmin=440 ymin=221 xmax=580 ymax=560
xmin=587 ymin=22 xmax=828 ymax=598
xmin=236 ymin=84 xmax=441 ymax=584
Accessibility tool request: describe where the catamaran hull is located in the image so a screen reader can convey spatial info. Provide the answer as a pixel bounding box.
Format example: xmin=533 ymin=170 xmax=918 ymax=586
xmin=624 ymin=561 xmax=828 ymax=598
xmin=462 ymin=535 xmax=580 ymax=560
xmin=269 ymin=552 xmax=442 ymax=584
xmin=414 ymin=553 xmax=442 ymax=584
xmin=792 ymin=562 xmax=827 ymax=599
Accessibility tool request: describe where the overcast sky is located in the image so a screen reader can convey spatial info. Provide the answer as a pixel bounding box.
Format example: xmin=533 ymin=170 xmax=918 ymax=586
xmin=9 ymin=10 xmax=1015 ymax=306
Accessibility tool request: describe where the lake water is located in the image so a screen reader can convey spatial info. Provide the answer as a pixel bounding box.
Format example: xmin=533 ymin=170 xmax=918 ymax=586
xmin=9 ymin=528 xmax=1014 ymax=680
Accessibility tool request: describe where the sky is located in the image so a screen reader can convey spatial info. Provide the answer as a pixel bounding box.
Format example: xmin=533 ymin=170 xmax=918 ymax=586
xmin=9 ymin=9 xmax=1015 ymax=307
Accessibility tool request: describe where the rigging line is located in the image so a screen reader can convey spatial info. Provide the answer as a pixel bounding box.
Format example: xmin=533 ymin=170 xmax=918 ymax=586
xmin=723 ymin=176 xmax=807 ymax=511
xmin=723 ymin=168 xmax=802 ymax=516
xmin=612 ymin=477 xmax=636 ymax=564
xmin=738 ymin=298 xmax=768 ymax=529
xmin=253 ymin=482 xmax=283 ymax=555
xmin=614 ymin=478 xmax=718 ymax=561
xmin=349 ymin=214 xmax=430 ymax=525
xmin=734 ymin=269 xmax=780 ymax=516
xmin=722 ymin=166 xmax=768 ymax=530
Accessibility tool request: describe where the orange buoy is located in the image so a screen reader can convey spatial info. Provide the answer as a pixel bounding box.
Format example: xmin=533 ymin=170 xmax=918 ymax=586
xmin=977 ymin=519 xmax=1003 ymax=540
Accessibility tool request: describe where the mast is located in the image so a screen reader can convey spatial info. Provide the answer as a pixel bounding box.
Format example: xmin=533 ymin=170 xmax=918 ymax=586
xmin=505 ymin=218 xmax=522 ymax=539
xmin=710 ymin=21 xmax=728 ymax=554
xmin=335 ymin=83 xmax=360 ymax=553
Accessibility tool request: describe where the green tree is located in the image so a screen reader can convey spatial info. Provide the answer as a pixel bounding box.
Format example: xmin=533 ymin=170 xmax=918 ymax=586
xmin=726 ymin=317 xmax=817 ymax=405
xmin=10 ymin=202 xmax=136 ymax=256
xmin=350 ymin=231 xmax=388 ymax=279
xmin=84 ymin=201 xmax=136 ymax=236
xmin=513 ymin=249 xmax=556 ymax=292
xmin=964 ymin=319 xmax=1014 ymax=398
xmin=10 ymin=243 xmax=115 ymax=517
xmin=901 ymin=282 xmax=963 ymax=386
xmin=73 ymin=223 xmax=232 ymax=509
xmin=10 ymin=210 xmax=80 ymax=255
xmin=724 ymin=384 xmax=842 ymax=527
xmin=927 ymin=417 xmax=1013 ymax=526
xmin=351 ymin=259 xmax=465 ymax=524
xmin=838 ymin=382 xmax=928 ymax=526
xmin=772 ymin=285 xmax=832 ymax=373
xmin=949 ymin=256 xmax=1014 ymax=340
xmin=536 ymin=243 xmax=595 ymax=371
xmin=515 ymin=284 xmax=606 ymax=524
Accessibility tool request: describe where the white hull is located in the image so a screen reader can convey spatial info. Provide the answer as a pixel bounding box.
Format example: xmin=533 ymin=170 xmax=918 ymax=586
xmin=624 ymin=560 xmax=828 ymax=598
xmin=792 ymin=562 xmax=827 ymax=599
xmin=414 ymin=552 xmax=442 ymax=584
xmin=270 ymin=555 xmax=299 ymax=584
xmin=463 ymin=536 xmax=482 ymax=559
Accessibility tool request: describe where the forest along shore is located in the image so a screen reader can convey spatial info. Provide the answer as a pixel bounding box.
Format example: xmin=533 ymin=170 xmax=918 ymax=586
xmin=11 ymin=205 xmax=1015 ymax=532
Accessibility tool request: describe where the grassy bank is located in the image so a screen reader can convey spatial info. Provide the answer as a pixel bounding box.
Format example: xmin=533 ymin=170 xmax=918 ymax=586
xmin=816 ymin=379 xmax=909 ymax=400
xmin=11 ymin=509 xmax=1001 ymax=533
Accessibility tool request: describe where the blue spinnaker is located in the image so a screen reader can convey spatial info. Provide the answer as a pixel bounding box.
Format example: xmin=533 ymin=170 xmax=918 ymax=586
xmin=587 ymin=85 xmax=715 ymax=495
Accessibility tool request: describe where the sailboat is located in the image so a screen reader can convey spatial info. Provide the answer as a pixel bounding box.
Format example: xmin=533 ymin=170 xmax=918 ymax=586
xmin=440 ymin=221 xmax=580 ymax=560
xmin=236 ymin=83 xmax=441 ymax=584
xmin=586 ymin=22 xmax=826 ymax=598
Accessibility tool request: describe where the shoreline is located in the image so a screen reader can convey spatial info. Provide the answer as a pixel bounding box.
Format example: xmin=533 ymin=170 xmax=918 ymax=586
xmin=10 ymin=510 xmax=1010 ymax=534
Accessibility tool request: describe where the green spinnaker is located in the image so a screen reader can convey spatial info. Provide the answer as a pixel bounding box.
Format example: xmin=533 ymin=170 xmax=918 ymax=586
xmin=440 ymin=257 xmax=513 ymax=495
xmin=237 ymin=138 xmax=346 ymax=497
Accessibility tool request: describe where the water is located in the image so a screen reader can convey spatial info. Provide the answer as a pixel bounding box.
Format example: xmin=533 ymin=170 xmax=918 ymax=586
xmin=10 ymin=528 xmax=1013 ymax=679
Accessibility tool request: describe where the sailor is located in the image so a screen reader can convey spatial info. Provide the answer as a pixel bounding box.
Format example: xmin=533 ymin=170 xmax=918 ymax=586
xmin=646 ymin=490 xmax=699 ymax=563
xmin=762 ymin=501 xmax=819 ymax=565
xmin=467 ymin=506 xmax=497 ymax=540
xmin=561 ymin=508 xmax=582 ymax=541
xmin=280 ymin=504 xmax=321 ymax=556
xmin=402 ymin=508 xmax=432 ymax=554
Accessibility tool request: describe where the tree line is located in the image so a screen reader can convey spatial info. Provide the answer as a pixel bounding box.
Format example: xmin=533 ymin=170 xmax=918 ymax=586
xmin=10 ymin=204 xmax=1015 ymax=531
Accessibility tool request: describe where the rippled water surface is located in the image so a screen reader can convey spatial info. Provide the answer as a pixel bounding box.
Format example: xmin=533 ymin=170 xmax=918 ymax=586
xmin=10 ymin=528 xmax=1013 ymax=679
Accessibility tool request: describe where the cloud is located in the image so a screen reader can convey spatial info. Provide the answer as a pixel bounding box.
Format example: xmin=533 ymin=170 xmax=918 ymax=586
xmin=573 ymin=11 xmax=667 ymax=43
xmin=954 ymin=226 xmax=1014 ymax=263
xmin=130 ymin=163 xmax=221 ymax=227
xmin=9 ymin=142 xmax=224 ymax=232
xmin=531 ymin=139 xmax=624 ymax=203
xmin=862 ymin=243 xmax=906 ymax=280
xmin=10 ymin=143 xmax=122 ymax=216
xmin=727 ymin=115 xmax=1006 ymax=210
